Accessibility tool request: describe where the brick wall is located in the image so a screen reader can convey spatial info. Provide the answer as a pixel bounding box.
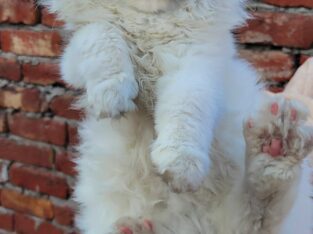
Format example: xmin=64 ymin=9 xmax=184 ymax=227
xmin=238 ymin=1 xmax=313 ymax=92
xmin=0 ymin=0 xmax=312 ymax=233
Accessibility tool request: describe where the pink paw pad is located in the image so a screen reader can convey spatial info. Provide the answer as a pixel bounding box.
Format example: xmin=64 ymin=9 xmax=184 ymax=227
xmin=270 ymin=103 xmax=279 ymax=116
xmin=120 ymin=227 xmax=133 ymax=234
xmin=262 ymin=138 xmax=282 ymax=157
xmin=143 ymin=220 xmax=153 ymax=231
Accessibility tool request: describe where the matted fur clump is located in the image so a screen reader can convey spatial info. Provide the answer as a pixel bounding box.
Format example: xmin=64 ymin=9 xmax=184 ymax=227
xmin=41 ymin=0 xmax=313 ymax=234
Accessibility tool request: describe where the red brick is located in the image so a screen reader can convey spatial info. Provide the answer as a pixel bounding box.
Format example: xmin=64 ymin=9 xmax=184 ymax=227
xmin=0 ymin=113 xmax=7 ymax=133
xmin=15 ymin=213 xmax=65 ymax=234
xmin=0 ymin=210 xmax=14 ymax=231
xmin=8 ymin=114 xmax=67 ymax=146
xmin=0 ymin=138 xmax=54 ymax=168
xmin=54 ymin=204 xmax=75 ymax=226
xmin=21 ymin=88 xmax=43 ymax=112
xmin=239 ymin=50 xmax=295 ymax=82
xmin=10 ymin=164 xmax=70 ymax=198
xmin=1 ymin=30 xmax=62 ymax=57
xmin=0 ymin=0 xmax=39 ymax=24
xmin=1 ymin=189 xmax=54 ymax=219
xmin=15 ymin=213 xmax=36 ymax=234
xmin=56 ymin=151 xmax=77 ymax=176
xmin=23 ymin=63 xmax=62 ymax=85
xmin=0 ymin=88 xmax=43 ymax=112
xmin=0 ymin=88 xmax=22 ymax=109
xmin=37 ymin=222 xmax=64 ymax=234
xmin=0 ymin=57 xmax=21 ymax=81
xmin=238 ymin=12 xmax=313 ymax=49
xmin=50 ymin=95 xmax=83 ymax=120
xmin=68 ymin=124 xmax=79 ymax=146
xmin=300 ymin=55 xmax=311 ymax=65
xmin=263 ymin=0 xmax=313 ymax=8
xmin=41 ymin=8 xmax=64 ymax=27
xmin=68 ymin=231 xmax=80 ymax=234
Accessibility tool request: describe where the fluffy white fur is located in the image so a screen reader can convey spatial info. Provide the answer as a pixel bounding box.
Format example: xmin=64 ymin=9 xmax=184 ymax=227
xmin=40 ymin=0 xmax=313 ymax=233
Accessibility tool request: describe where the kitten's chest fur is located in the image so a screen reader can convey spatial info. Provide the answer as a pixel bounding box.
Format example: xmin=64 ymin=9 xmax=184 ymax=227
xmin=118 ymin=14 xmax=189 ymax=113
xmin=109 ymin=6 xmax=215 ymax=113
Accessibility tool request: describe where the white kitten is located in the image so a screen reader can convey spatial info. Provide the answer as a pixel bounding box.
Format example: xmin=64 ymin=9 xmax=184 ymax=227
xmin=41 ymin=0 xmax=313 ymax=233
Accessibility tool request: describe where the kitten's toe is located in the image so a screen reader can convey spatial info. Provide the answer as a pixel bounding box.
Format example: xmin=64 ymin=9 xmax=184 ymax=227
xmin=114 ymin=217 xmax=154 ymax=234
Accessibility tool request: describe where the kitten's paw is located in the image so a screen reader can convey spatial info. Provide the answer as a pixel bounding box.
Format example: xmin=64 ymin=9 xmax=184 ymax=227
xmin=244 ymin=96 xmax=313 ymax=183
xmin=86 ymin=75 xmax=138 ymax=118
xmin=151 ymin=147 xmax=208 ymax=193
xmin=114 ymin=217 xmax=154 ymax=234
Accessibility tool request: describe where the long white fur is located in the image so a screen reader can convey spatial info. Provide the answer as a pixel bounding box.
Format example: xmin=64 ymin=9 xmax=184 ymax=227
xmin=40 ymin=0 xmax=313 ymax=233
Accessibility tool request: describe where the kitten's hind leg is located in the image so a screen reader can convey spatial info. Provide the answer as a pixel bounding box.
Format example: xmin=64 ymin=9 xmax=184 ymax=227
xmin=242 ymin=96 xmax=313 ymax=233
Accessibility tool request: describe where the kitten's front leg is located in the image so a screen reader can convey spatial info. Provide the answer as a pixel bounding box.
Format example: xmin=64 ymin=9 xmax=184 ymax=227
xmin=62 ymin=23 xmax=138 ymax=118
xmin=151 ymin=57 xmax=224 ymax=193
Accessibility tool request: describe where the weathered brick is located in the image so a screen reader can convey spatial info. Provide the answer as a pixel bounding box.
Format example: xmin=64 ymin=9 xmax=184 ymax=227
xmin=0 ymin=210 xmax=14 ymax=231
xmin=68 ymin=231 xmax=80 ymax=234
xmin=56 ymin=151 xmax=76 ymax=176
xmin=15 ymin=214 xmax=64 ymax=234
xmin=54 ymin=204 xmax=75 ymax=226
xmin=8 ymin=114 xmax=67 ymax=146
xmin=10 ymin=163 xmax=70 ymax=198
xmin=263 ymin=0 xmax=313 ymax=8
xmin=50 ymin=95 xmax=83 ymax=120
xmin=239 ymin=50 xmax=294 ymax=82
xmin=23 ymin=62 xmax=62 ymax=85
xmin=300 ymin=55 xmax=311 ymax=65
xmin=0 ymin=88 xmax=22 ymax=109
xmin=0 ymin=113 xmax=7 ymax=133
xmin=37 ymin=222 xmax=64 ymax=234
xmin=1 ymin=189 xmax=54 ymax=219
xmin=41 ymin=8 xmax=64 ymax=27
xmin=21 ymin=88 xmax=43 ymax=112
xmin=0 ymin=138 xmax=54 ymax=168
xmin=0 ymin=57 xmax=21 ymax=81
xmin=238 ymin=12 xmax=313 ymax=49
xmin=0 ymin=88 xmax=43 ymax=112
xmin=0 ymin=0 xmax=39 ymax=24
xmin=1 ymin=30 xmax=62 ymax=57
xmin=15 ymin=213 xmax=36 ymax=234
xmin=68 ymin=124 xmax=79 ymax=146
